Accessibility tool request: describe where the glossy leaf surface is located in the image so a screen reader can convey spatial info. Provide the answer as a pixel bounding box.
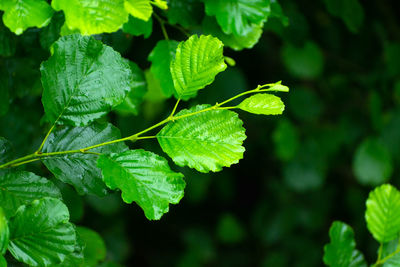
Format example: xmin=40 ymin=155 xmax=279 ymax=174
xmin=238 ymin=94 xmax=285 ymax=115
xmin=97 ymin=149 xmax=185 ymax=220
xmin=157 ymin=105 xmax=246 ymax=173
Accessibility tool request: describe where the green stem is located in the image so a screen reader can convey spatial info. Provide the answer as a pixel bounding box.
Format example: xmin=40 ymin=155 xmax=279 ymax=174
xmin=0 ymin=82 xmax=286 ymax=169
xmin=375 ymin=247 xmax=400 ymax=266
xmin=36 ymin=124 xmax=55 ymax=153
xmin=153 ymin=13 xmax=169 ymax=40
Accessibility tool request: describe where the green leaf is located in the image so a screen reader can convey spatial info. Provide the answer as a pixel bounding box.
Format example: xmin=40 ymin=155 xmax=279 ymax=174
xmin=0 ymin=254 xmax=5 ymax=266
xmin=52 ymin=0 xmax=128 ymax=35
xmin=0 ymin=171 xmax=61 ymax=218
xmin=0 ymin=208 xmax=9 ymax=254
xmin=124 ymin=0 xmax=153 ymax=21
xmin=58 ymin=233 xmax=84 ymax=267
xmin=216 ymin=213 xmax=246 ymax=244
xmin=272 ymin=119 xmax=299 ymax=161
xmin=353 ymin=138 xmax=393 ymax=186
xmin=0 ymin=0 xmax=54 ymax=35
xmin=365 ymin=184 xmax=400 ymax=243
xmin=282 ymin=42 xmax=324 ymax=79
xmin=97 ymin=149 xmax=185 ymax=220
xmin=203 ymin=0 xmax=270 ymax=36
xmin=170 ymin=35 xmax=227 ymax=98
xmin=238 ymin=94 xmax=285 ymax=115
xmin=8 ymin=198 xmax=76 ymax=266
xmin=202 ymin=16 xmax=263 ymax=51
xmin=167 ymin=0 xmax=203 ymax=28
xmin=0 ymin=137 xmax=13 ymax=165
xmin=323 ymin=0 xmax=364 ymax=33
xmin=115 ymin=61 xmax=147 ymax=116
xmin=42 ymin=123 xmax=127 ymax=196
xmin=384 ymin=253 xmax=400 ymax=267
xmin=41 ymin=34 xmax=132 ymax=126
xmin=323 ymin=221 xmax=366 ymax=267
xmin=76 ymin=227 xmax=106 ymax=266
xmin=122 ymin=15 xmax=153 ymax=38
xmin=157 ymin=105 xmax=246 ymax=173
xmin=148 ymin=40 xmax=179 ymax=98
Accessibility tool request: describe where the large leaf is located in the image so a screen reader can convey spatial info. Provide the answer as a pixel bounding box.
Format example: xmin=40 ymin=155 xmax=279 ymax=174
xmin=41 ymin=34 xmax=132 ymax=126
xmin=203 ymin=0 xmax=270 ymax=36
xmin=97 ymin=149 xmax=185 ymax=220
xmin=115 ymin=61 xmax=147 ymax=116
xmin=157 ymin=105 xmax=246 ymax=173
xmin=170 ymin=35 xmax=227 ymax=98
xmin=43 ymin=123 xmax=127 ymax=196
xmin=8 ymin=198 xmax=76 ymax=266
xmin=0 ymin=208 xmax=9 ymax=254
xmin=52 ymin=0 xmax=128 ymax=35
xmin=148 ymin=40 xmax=179 ymax=98
xmin=353 ymin=138 xmax=393 ymax=186
xmin=238 ymin=94 xmax=285 ymax=115
xmin=323 ymin=221 xmax=367 ymax=267
xmin=0 ymin=171 xmax=61 ymax=218
xmin=0 ymin=0 xmax=54 ymax=35
xmin=365 ymin=184 xmax=400 ymax=242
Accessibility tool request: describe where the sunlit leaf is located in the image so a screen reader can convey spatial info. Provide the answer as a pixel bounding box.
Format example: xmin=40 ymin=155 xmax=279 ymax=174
xmin=157 ymin=105 xmax=246 ymax=173
xmin=238 ymin=94 xmax=285 ymax=115
xmin=0 ymin=0 xmax=54 ymax=35
xmin=170 ymin=35 xmax=227 ymax=98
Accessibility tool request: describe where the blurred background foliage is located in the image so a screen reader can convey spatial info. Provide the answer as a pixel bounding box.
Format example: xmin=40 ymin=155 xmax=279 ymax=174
xmin=1 ymin=0 xmax=400 ymax=266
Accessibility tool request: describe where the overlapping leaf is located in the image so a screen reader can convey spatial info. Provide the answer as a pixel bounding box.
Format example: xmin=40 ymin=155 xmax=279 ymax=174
xmin=52 ymin=0 xmax=128 ymax=35
xmin=323 ymin=221 xmax=367 ymax=267
xmin=0 ymin=0 xmax=54 ymax=35
xmin=41 ymin=34 xmax=132 ymax=126
xmin=365 ymin=184 xmax=400 ymax=242
xmin=170 ymin=35 xmax=227 ymax=98
xmin=149 ymin=40 xmax=179 ymax=98
xmin=0 ymin=171 xmax=61 ymax=217
xmin=8 ymin=198 xmax=76 ymax=266
xmin=43 ymin=123 xmax=127 ymax=196
xmin=167 ymin=0 xmax=203 ymax=27
xmin=238 ymin=94 xmax=285 ymax=115
xmin=76 ymin=227 xmax=106 ymax=266
xmin=157 ymin=105 xmax=246 ymax=173
xmin=122 ymin=15 xmax=153 ymax=38
xmin=203 ymin=0 xmax=270 ymax=36
xmin=97 ymin=149 xmax=185 ymax=220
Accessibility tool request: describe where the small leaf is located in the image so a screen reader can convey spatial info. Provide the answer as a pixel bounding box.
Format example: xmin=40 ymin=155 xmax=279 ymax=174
xmin=0 ymin=171 xmax=61 ymax=218
xmin=148 ymin=40 xmax=179 ymax=98
xmin=353 ymin=138 xmax=393 ymax=186
xmin=0 ymin=208 xmax=9 ymax=254
xmin=170 ymin=35 xmax=227 ymax=98
xmin=365 ymin=184 xmax=400 ymax=242
xmin=124 ymin=0 xmax=152 ymax=21
xmin=76 ymin=227 xmax=106 ymax=266
xmin=323 ymin=221 xmax=366 ymax=267
xmin=152 ymin=0 xmax=168 ymax=10
xmin=97 ymin=149 xmax=185 ymax=220
xmin=157 ymin=105 xmax=246 ymax=173
xmin=115 ymin=61 xmax=147 ymax=116
xmin=41 ymin=34 xmax=133 ymax=126
xmin=122 ymin=15 xmax=153 ymax=38
xmin=0 ymin=0 xmax=54 ymax=35
xmin=203 ymin=0 xmax=270 ymax=36
xmin=8 ymin=198 xmax=76 ymax=266
xmin=238 ymin=94 xmax=285 ymax=115
xmin=43 ymin=123 xmax=127 ymax=196
xmin=52 ymin=0 xmax=128 ymax=35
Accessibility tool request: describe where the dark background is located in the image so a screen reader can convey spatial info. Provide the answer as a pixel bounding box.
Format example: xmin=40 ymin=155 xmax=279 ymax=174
xmin=1 ymin=0 xmax=400 ymax=266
